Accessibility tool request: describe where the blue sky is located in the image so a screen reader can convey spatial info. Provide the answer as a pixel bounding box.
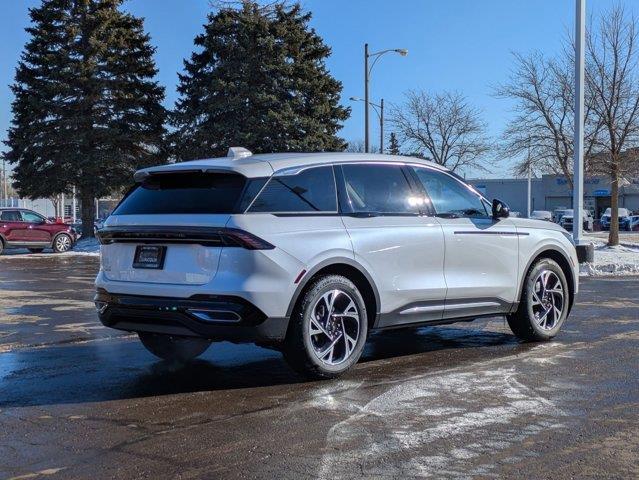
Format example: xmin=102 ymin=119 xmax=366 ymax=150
xmin=1 ymin=0 xmax=636 ymax=178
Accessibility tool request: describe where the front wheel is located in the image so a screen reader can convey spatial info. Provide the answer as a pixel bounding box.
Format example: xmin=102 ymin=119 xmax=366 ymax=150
xmin=52 ymin=233 xmax=73 ymax=253
xmin=283 ymin=274 xmax=368 ymax=379
xmin=138 ymin=333 xmax=211 ymax=362
xmin=507 ymin=259 xmax=570 ymax=341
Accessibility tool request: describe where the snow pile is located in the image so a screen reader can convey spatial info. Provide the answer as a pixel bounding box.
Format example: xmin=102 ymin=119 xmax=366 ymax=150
xmin=69 ymin=236 xmax=100 ymax=255
xmin=580 ymin=236 xmax=639 ymax=276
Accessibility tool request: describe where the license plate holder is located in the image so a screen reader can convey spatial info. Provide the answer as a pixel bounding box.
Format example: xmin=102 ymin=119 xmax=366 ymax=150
xmin=133 ymin=245 xmax=166 ymax=269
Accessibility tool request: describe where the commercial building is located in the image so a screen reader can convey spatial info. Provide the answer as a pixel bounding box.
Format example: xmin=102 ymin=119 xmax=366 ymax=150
xmin=469 ymin=174 xmax=639 ymax=218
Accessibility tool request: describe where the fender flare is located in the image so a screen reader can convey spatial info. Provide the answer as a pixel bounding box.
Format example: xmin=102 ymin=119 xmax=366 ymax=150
xmin=285 ymin=256 xmax=380 ymax=318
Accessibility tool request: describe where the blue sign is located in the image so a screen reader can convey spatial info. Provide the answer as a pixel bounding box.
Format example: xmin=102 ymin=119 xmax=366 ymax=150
xmin=593 ymin=189 xmax=610 ymax=196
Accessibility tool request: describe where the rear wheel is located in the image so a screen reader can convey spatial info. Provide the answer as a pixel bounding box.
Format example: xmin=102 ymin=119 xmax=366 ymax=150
xmin=138 ymin=333 xmax=211 ymax=362
xmin=52 ymin=233 xmax=72 ymax=253
xmin=0 ymin=239 xmax=4 ymax=255
xmin=28 ymin=248 xmax=44 ymax=254
xmin=283 ymin=274 xmax=368 ymax=379
xmin=507 ymin=259 xmax=569 ymax=341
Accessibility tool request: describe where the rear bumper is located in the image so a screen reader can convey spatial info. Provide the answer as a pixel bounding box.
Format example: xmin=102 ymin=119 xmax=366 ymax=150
xmin=95 ymin=289 xmax=289 ymax=344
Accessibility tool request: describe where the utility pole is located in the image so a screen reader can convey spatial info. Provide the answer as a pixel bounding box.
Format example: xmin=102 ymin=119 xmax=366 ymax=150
xmin=380 ymin=98 xmax=385 ymax=154
xmin=364 ymin=43 xmax=370 ymax=153
xmin=573 ymin=0 xmax=593 ymax=262
xmin=72 ymin=186 xmax=77 ymax=223
xmin=527 ymin=142 xmax=532 ymax=218
xmin=1 ymin=156 xmax=5 ymax=207
xmin=527 ymin=165 xmax=532 ymax=218
xmin=573 ymin=0 xmax=585 ymax=244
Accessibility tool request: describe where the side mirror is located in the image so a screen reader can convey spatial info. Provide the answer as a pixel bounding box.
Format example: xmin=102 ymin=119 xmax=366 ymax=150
xmin=492 ymin=198 xmax=510 ymax=219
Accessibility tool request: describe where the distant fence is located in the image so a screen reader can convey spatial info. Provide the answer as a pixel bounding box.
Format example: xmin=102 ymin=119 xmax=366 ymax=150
xmin=0 ymin=197 xmax=119 ymax=220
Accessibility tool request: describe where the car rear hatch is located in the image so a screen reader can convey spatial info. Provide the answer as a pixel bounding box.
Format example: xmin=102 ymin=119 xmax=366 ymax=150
xmin=97 ymin=171 xmax=268 ymax=286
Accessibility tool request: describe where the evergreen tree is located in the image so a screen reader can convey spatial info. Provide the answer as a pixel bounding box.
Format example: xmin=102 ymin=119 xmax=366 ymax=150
xmin=171 ymin=1 xmax=349 ymax=160
xmin=6 ymin=0 xmax=166 ymax=236
xmin=388 ymin=132 xmax=401 ymax=155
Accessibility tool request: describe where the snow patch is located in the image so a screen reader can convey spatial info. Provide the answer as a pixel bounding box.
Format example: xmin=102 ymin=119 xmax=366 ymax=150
xmin=580 ymin=235 xmax=639 ymax=276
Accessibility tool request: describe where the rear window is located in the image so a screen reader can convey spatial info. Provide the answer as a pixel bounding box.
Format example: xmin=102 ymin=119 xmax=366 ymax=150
xmin=113 ymin=172 xmax=248 ymax=215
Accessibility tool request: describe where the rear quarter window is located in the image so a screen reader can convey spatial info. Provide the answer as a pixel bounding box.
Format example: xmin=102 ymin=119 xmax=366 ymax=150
xmin=248 ymin=166 xmax=337 ymax=213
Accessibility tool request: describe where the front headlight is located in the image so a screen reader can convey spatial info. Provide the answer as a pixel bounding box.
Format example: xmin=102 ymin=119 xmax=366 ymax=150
xmin=561 ymin=231 xmax=576 ymax=246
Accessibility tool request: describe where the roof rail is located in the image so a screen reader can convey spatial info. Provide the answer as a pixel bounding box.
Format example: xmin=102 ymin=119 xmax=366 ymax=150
xmin=227 ymin=147 xmax=253 ymax=159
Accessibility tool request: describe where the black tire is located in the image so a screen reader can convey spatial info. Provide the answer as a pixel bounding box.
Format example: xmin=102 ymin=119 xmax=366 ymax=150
xmin=0 ymin=239 xmax=4 ymax=255
xmin=507 ymin=258 xmax=570 ymax=341
xmin=28 ymin=248 xmax=44 ymax=254
xmin=52 ymin=233 xmax=72 ymax=253
xmin=283 ymin=274 xmax=368 ymax=379
xmin=138 ymin=333 xmax=211 ymax=362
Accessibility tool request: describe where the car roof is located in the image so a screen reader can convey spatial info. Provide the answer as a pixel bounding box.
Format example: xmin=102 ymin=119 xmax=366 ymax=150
xmin=133 ymin=151 xmax=446 ymax=181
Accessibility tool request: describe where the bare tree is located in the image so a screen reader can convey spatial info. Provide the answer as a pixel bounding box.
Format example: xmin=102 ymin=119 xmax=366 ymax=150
xmin=495 ymin=51 xmax=600 ymax=185
xmin=345 ymin=140 xmax=378 ymax=153
xmin=587 ymin=6 xmax=639 ymax=246
xmin=389 ymin=90 xmax=492 ymax=173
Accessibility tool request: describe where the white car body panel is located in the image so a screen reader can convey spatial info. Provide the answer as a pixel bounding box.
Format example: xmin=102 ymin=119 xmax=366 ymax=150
xmin=436 ymin=217 xmax=520 ymax=317
xmin=95 ymin=152 xmax=579 ymax=344
xmin=341 ymin=215 xmax=446 ymax=325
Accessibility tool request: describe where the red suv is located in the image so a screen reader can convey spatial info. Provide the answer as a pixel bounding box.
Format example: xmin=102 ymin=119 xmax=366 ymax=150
xmin=0 ymin=208 xmax=77 ymax=255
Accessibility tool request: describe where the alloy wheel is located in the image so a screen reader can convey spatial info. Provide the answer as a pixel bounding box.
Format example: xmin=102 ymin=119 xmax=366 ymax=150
xmin=531 ymin=270 xmax=564 ymax=330
xmin=55 ymin=235 xmax=71 ymax=252
xmin=308 ymin=289 xmax=360 ymax=366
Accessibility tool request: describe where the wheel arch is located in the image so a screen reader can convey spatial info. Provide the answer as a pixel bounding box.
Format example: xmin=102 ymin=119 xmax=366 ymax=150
xmin=285 ymin=257 xmax=380 ymax=329
xmin=519 ymin=247 xmax=576 ymax=313
xmin=52 ymin=230 xmax=72 ymax=244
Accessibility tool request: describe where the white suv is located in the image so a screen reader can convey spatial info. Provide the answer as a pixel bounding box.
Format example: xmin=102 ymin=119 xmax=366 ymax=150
xmin=95 ymin=149 xmax=578 ymax=378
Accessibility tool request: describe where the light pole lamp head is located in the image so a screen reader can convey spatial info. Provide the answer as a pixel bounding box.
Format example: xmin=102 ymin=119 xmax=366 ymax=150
xmin=349 ymin=96 xmax=363 ymax=102
xmin=396 ymin=49 xmax=408 ymax=57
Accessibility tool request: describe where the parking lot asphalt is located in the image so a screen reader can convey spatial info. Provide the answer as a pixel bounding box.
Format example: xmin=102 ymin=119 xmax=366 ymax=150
xmin=0 ymin=255 xmax=638 ymax=479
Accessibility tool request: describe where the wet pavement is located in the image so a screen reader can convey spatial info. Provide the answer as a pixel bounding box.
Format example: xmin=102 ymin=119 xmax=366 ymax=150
xmin=0 ymin=254 xmax=638 ymax=479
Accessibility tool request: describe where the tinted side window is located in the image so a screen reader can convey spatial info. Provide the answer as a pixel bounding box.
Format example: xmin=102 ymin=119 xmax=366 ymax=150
xmin=248 ymin=166 xmax=337 ymax=213
xmin=412 ymin=167 xmax=489 ymax=218
xmin=341 ymin=164 xmax=419 ymax=214
xmin=1 ymin=210 xmax=21 ymax=221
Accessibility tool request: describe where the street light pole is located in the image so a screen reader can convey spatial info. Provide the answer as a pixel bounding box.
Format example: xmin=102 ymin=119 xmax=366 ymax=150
xmin=573 ymin=0 xmax=585 ymax=245
xmin=363 ymin=44 xmax=408 ymax=153
xmin=364 ymin=43 xmax=370 ymax=153
xmin=350 ymin=97 xmax=384 ymax=153
xmin=380 ymin=98 xmax=384 ymax=154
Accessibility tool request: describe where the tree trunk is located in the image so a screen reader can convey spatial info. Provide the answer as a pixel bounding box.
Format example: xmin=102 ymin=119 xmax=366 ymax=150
xmin=608 ymin=166 xmax=620 ymax=247
xmin=80 ymin=191 xmax=95 ymax=238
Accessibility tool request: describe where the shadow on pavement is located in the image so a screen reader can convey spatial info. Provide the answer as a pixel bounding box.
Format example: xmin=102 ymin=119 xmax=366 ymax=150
xmin=0 ymin=324 xmax=526 ymax=408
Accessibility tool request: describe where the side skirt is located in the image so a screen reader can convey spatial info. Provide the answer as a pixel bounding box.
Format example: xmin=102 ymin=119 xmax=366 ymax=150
xmin=375 ymin=297 xmax=514 ymax=329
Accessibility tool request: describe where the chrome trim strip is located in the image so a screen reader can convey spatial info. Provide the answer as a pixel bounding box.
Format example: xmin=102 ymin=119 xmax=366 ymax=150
xmin=445 ymin=301 xmax=502 ymax=310
xmin=399 ymin=305 xmax=445 ymax=315
xmin=453 ymin=231 xmax=529 ymax=236
xmin=188 ymin=309 xmax=242 ymax=323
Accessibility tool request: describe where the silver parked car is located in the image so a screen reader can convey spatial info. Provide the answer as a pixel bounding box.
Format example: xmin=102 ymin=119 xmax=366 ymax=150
xmin=95 ymin=150 xmax=579 ymax=378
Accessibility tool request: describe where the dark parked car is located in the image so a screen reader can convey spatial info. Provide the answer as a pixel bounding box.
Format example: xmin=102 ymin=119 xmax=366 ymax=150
xmin=0 ymin=208 xmax=77 ymax=255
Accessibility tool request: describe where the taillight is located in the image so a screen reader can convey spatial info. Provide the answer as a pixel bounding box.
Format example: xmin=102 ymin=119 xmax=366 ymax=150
xmin=221 ymin=229 xmax=275 ymax=250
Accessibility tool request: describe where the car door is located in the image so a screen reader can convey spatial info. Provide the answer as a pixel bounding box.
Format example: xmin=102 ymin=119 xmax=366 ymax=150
xmin=410 ymin=166 xmax=520 ymax=319
xmin=337 ymin=163 xmax=447 ymax=327
xmin=19 ymin=210 xmax=52 ymax=243
xmin=0 ymin=210 xmax=29 ymax=243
